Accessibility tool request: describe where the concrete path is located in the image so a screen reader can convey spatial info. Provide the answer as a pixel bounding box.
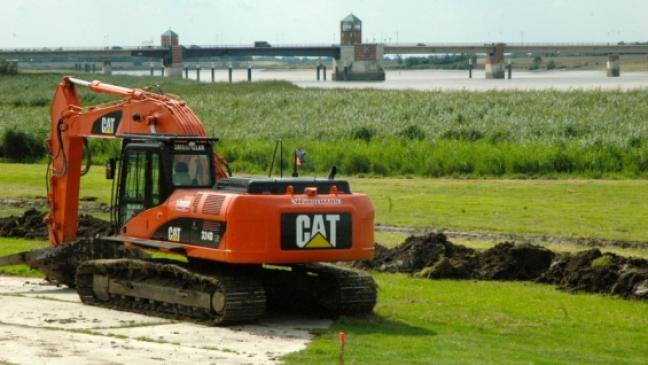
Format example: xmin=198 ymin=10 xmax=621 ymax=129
xmin=0 ymin=276 xmax=330 ymax=365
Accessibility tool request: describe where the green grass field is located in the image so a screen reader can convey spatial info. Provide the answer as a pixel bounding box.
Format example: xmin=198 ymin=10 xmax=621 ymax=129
xmin=1 ymin=73 xmax=647 ymax=177
xmin=283 ymin=274 xmax=648 ymax=365
xmin=351 ymin=178 xmax=648 ymax=242
xmin=1 ymin=163 xmax=646 ymax=243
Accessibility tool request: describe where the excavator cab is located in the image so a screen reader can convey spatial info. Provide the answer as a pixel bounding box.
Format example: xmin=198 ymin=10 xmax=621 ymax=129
xmin=113 ymin=136 xmax=216 ymax=228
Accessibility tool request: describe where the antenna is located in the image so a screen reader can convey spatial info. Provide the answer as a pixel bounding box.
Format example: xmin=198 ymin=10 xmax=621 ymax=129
xmin=268 ymin=140 xmax=280 ymax=177
xmin=279 ymin=140 xmax=283 ymax=178
xmin=328 ymin=165 xmax=337 ymax=180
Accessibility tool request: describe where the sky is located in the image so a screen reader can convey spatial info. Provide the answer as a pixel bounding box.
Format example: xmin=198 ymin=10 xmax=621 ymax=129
xmin=2 ymin=0 xmax=647 ymax=48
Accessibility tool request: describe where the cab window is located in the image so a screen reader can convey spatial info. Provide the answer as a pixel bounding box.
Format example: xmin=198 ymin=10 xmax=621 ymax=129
xmin=172 ymin=154 xmax=212 ymax=187
xmin=119 ymin=149 xmax=163 ymax=225
xmin=121 ymin=151 xmax=146 ymax=223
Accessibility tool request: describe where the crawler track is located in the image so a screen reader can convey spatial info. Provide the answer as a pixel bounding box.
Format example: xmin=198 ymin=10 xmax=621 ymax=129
xmin=76 ymin=258 xmax=267 ymax=325
xmin=264 ymin=263 xmax=377 ymax=316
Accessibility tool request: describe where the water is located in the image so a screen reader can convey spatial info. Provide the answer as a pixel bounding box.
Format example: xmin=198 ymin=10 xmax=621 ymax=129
xmin=114 ymin=69 xmax=648 ymax=91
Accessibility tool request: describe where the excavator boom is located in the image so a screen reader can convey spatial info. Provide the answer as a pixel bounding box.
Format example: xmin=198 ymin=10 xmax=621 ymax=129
xmin=47 ymin=76 xmax=208 ymax=245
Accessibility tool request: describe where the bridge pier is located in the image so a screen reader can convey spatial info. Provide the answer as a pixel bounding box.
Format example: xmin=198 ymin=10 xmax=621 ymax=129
xmin=102 ymin=60 xmax=112 ymax=75
xmin=332 ymin=14 xmax=385 ymax=81
xmin=333 ymin=45 xmax=385 ymax=81
xmin=468 ymin=58 xmax=473 ymax=79
xmin=164 ymin=64 xmax=182 ymax=78
xmin=507 ymin=59 xmax=512 ymax=79
xmin=196 ymin=64 xmax=201 ymax=81
xmin=161 ymin=31 xmax=183 ymax=78
xmin=607 ymin=54 xmax=620 ymax=77
xmin=162 ymin=45 xmax=183 ymax=78
xmin=485 ymin=43 xmax=506 ymax=79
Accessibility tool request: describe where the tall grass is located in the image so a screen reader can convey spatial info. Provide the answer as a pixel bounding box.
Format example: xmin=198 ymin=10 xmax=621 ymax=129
xmin=0 ymin=73 xmax=646 ymax=177
xmin=221 ymin=138 xmax=648 ymax=178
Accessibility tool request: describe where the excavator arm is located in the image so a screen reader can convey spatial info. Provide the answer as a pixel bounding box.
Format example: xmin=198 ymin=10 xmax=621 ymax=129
xmin=46 ymin=76 xmax=217 ymax=245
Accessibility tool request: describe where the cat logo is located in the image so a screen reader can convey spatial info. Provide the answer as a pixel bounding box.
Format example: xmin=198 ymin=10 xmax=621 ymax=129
xmin=168 ymin=226 xmax=181 ymax=242
xmin=91 ymin=111 xmax=122 ymax=135
xmin=101 ymin=117 xmax=115 ymax=134
xmin=296 ymin=214 xmax=339 ymax=248
xmin=281 ymin=212 xmax=352 ymax=250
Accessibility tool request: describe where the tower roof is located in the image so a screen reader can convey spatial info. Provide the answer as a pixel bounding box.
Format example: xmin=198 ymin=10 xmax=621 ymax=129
xmin=341 ymin=13 xmax=361 ymax=23
xmin=161 ymin=29 xmax=178 ymax=37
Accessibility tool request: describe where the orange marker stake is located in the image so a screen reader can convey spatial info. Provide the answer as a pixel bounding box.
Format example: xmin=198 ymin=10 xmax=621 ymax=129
xmin=339 ymin=331 xmax=346 ymax=365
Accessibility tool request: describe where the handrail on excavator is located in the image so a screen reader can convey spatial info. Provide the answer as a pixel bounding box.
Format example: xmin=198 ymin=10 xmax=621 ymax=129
xmin=65 ymin=76 xmax=145 ymax=99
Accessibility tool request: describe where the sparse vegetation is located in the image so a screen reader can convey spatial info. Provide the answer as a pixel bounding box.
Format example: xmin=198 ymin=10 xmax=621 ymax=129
xmin=528 ymin=55 xmax=542 ymax=70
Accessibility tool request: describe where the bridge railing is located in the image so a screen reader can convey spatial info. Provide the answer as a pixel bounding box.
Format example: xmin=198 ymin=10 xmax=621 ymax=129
xmin=186 ymin=43 xmax=339 ymax=49
xmin=0 ymin=45 xmax=166 ymax=53
xmin=384 ymin=42 xmax=644 ymax=47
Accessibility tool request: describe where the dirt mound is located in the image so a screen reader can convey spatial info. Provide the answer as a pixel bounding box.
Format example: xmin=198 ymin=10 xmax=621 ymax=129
xmin=365 ymin=233 xmax=646 ymax=301
xmin=360 ymin=233 xmax=475 ymax=274
xmin=479 ymin=242 xmax=554 ymax=281
xmin=0 ymin=209 xmax=112 ymax=240
xmin=538 ymin=250 xmax=648 ymax=300
xmin=77 ymin=214 xmax=113 ymax=238
xmin=360 ymin=233 xmax=553 ymax=281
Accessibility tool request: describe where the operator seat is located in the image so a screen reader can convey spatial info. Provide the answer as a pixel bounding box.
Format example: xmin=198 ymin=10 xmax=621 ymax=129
xmin=173 ymin=162 xmax=192 ymax=186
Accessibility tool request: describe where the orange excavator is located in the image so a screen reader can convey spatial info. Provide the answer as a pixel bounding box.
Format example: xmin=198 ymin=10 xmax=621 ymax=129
xmin=0 ymin=76 xmax=376 ymax=324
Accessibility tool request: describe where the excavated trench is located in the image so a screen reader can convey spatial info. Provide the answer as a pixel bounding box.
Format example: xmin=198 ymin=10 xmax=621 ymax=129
xmin=1 ymin=209 xmax=646 ymax=301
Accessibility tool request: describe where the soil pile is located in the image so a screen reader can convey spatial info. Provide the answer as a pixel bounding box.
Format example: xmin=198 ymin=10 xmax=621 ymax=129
xmin=478 ymin=242 xmax=554 ymax=281
xmin=366 ymin=233 xmax=646 ymax=300
xmin=0 ymin=209 xmax=112 ymax=240
xmin=538 ymin=249 xmax=648 ymax=300
xmin=360 ymin=233 xmax=554 ymax=281
xmin=359 ymin=233 xmax=476 ymax=276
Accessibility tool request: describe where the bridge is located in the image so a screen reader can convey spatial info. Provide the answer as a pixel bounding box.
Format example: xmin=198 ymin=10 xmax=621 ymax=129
xmin=384 ymin=43 xmax=648 ymax=55
xmin=1 ymin=14 xmax=644 ymax=81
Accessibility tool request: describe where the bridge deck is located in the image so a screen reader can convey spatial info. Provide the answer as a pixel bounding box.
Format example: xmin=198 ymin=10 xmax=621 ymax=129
xmin=1 ymin=43 xmax=647 ymax=60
